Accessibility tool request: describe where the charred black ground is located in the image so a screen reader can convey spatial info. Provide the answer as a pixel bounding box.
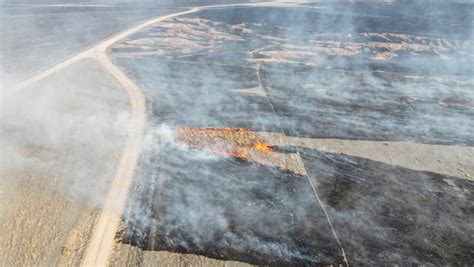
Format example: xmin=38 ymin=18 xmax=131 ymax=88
xmin=113 ymin=3 xmax=474 ymax=266
xmin=121 ymin=144 xmax=344 ymax=265
xmin=300 ymin=149 xmax=474 ymax=265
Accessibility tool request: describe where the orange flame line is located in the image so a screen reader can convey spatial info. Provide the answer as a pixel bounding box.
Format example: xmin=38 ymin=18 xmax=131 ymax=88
xmin=178 ymin=127 xmax=250 ymax=133
xmin=177 ymin=127 xmax=274 ymax=158
xmin=254 ymin=140 xmax=273 ymax=153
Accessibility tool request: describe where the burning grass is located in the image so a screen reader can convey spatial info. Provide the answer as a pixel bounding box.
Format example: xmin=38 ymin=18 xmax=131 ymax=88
xmin=176 ymin=127 xmax=305 ymax=175
xmin=177 ymin=127 xmax=274 ymax=158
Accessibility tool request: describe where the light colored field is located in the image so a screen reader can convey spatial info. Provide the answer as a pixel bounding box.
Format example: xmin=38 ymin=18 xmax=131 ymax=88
xmin=259 ymin=132 xmax=474 ymax=180
xmin=0 ymin=58 xmax=129 ymax=266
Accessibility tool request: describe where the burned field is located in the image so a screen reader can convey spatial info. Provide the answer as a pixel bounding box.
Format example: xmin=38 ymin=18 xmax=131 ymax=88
xmin=111 ymin=3 xmax=474 ymax=266
xmin=300 ymin=149 xmax=474 ymax=265
xmin=121 ymin=141 xmax=343 ymax=265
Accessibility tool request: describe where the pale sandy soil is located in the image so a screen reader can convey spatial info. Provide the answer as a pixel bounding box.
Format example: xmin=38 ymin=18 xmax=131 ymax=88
xmin=109 ymin=244 xmax=253 ymax=267
xmin=115 ymin=17 xmax=471 ymax=66
xmin=0 ymin=59 xmax=129 ymax=266
xmin=259 ymin=132 xmax=474 ymax=180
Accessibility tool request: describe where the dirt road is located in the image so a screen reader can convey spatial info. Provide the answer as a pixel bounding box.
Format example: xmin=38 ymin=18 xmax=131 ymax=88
xmin=5 ymin=3 xmax=298 ymax=266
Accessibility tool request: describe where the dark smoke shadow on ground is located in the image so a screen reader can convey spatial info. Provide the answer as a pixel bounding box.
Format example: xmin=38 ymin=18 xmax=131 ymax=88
xmin=299 ymin=148 xmax=474 ymax=266
xmin=119 ymin=141 xmax=344 ymax=266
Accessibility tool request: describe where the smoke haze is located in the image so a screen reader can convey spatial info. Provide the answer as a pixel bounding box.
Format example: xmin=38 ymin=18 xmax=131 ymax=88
xmin=1 ymin=1 xmax=473 ymax=266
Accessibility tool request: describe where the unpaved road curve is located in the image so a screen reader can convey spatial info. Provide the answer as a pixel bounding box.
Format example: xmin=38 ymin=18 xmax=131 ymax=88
xmin=81 ymin=8 xmax=202 ymax=266
xmin=6 ymin=2 xmax=303 ymax=266
xmin=83 ymin=4 xmax=288 ymax=265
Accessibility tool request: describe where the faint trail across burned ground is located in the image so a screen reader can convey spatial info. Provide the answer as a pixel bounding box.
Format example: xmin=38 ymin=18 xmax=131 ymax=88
xmin=299 ymin=148 xmax=474 ymax=266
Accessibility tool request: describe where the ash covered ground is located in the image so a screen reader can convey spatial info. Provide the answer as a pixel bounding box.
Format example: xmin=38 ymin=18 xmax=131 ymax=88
xmin=110 ymin=3 xmax=474 ymax=266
